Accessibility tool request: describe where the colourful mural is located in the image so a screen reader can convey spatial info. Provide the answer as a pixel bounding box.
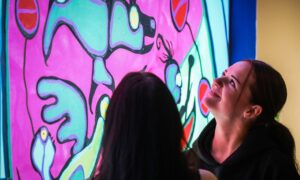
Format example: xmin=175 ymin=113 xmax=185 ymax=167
xmin=1 ymin=0 xmax=229 ymax=179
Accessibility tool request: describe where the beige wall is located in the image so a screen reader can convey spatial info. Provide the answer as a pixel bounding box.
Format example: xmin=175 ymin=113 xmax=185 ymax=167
xmin=257 ymin=0 xmax=300 ymax=162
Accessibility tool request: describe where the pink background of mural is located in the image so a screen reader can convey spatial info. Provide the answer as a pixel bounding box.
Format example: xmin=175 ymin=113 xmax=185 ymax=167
xmin=8 ymin=0 xmax=202 ymax=178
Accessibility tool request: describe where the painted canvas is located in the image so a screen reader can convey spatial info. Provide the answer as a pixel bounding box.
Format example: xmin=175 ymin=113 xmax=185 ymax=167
xmin=1 ymin=0 xmax=229 ymax=179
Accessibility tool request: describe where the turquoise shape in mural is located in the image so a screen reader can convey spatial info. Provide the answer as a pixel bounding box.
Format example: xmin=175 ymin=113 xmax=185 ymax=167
xmin=37 ymin=77 xmax=88 ymax=155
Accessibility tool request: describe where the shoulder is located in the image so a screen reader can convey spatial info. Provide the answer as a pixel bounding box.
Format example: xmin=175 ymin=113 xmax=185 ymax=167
xmin=198 ymin=169 xmax=217 ymax=180
xmin=263 ymin=149 xmax=293 ymax=166
xmin=262 ymin=149 xmax=299 ymax=179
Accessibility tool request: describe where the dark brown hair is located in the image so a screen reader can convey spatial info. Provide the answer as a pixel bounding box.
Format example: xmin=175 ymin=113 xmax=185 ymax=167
xmin=243 ymin=59 xmax=298 ymax=171
xmin=97 ymin=72 xmax=197 ymax=180
xmin=247 ymin=60 xmax=287 ymax=120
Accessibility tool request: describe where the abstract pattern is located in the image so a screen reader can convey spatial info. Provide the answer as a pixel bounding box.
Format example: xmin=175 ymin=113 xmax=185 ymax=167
xmin=1 ymin=0 xmax=229 ymax=179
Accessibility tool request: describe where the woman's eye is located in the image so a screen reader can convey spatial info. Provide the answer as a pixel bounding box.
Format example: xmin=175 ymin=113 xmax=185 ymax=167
xmin=230 ymin=79 xmax=236 ymax=87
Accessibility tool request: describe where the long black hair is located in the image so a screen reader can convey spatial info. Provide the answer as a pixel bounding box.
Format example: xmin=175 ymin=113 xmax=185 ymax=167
xmin=245 ymin=60 xmax=298 ymax=171
xmin=97 ymin=72 xmax=197 ymax=180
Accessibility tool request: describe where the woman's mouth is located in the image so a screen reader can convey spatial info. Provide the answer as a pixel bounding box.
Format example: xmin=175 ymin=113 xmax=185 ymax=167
xmin=209 ymin=89 xmax=221 ymax=98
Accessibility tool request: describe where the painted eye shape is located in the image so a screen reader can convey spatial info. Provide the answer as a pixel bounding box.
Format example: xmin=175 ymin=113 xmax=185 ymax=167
xmin=129 ymin=5 xmax=139 ymax=30
xmin=176 ymin=72 xmax=182 ymax=87
xmin=40 ymin=127 xmax=48 ymax=142
xmin=100 ymin=95 xmax=110 ymax=119
xmin=56 ymin=0 xmax=67 ymax=3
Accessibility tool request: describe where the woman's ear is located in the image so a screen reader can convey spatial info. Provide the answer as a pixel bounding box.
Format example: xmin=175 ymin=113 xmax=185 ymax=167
xmin=243 ymin=105 xmax=263 ymax=120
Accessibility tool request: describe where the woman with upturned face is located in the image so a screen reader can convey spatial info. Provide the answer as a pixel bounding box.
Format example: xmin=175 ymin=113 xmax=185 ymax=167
xmin=188 ymin=60 xmax=299 ymax=180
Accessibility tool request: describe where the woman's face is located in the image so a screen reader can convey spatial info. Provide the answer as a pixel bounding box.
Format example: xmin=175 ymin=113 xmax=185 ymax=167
xmin=204 ymin=61 xmax=255 ymax=120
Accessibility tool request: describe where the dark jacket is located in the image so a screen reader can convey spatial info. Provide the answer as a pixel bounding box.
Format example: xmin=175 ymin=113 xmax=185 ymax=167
xmin=187 ymin=119 xmax=300 ymax=180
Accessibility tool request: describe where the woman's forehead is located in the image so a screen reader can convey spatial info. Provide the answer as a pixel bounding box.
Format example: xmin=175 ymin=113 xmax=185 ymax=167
xmin=227 ymin=61 xmax=252 ymax=81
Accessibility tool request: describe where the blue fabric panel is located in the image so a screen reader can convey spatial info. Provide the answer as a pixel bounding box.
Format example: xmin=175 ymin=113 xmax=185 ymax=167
xmin=230 ymin=0 xmax=256 ymax=64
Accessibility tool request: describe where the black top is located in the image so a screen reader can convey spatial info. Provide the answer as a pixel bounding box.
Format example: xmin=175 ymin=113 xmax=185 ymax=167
xmin=187 ymin=119 xmax=300 ymax=180
xmin=93 ymin=169 xmax=200 ymax=180
xmin=189 ymin=169 xmax=201 ymax=180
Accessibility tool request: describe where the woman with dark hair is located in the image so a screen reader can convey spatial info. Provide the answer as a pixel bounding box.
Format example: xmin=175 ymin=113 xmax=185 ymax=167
xmin=187 ymin=60 xmax=299 ymax=179
xmin=95 ymin=72 xmax=216 ymax=180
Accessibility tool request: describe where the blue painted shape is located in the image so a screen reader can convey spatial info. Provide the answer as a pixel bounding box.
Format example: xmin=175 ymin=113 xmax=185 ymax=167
xmin=0 ymin=0 xmax=4 ymax=177
xmin=93 ymin=57 xmax=112 ymax=86
xmin=0 ymin=116 xmax=4 ymax=179
xmin=222 ymin=0 xmax=230 ymax=40
xmin=1 ymin=0 xmax=11 ymax=178
xmin=229 ymin=0 xmax=256 ymax=64
xmin=205 ymin=0 xmax=229 ymax=77
xmin=43 ymin=0 xmax=108 ymax=57
xmin=43 ymin=135 xmax=55 ymax=180
xmin=110 ymin=1 xmax=143 ymax=50
xmin=32 ymin=133 xmax=44 ymax=174
xmin=31 ymin=126 xmax=54 ymax=180
xmin=37 ymin=77 xmax=87 ymax=154
xmin=166 ymin=63 xmax=181 ymax=103
xmin=70 ymin=165 xmax=84 ymax=180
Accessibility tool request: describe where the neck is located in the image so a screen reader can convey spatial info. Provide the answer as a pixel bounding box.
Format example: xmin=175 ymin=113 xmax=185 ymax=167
xmin=211 ymin=118 xmax=250 ymax=163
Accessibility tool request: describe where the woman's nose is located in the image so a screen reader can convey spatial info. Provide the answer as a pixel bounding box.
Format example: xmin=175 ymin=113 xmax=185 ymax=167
xmin=213 ymin=76 xmax=226 ymax=88
xmin=213 ymin=76 xmax=229 ymax=88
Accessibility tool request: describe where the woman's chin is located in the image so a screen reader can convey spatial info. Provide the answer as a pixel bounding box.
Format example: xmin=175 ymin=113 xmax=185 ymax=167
xmin=203 ymin=96 xmax=220 ymax=109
